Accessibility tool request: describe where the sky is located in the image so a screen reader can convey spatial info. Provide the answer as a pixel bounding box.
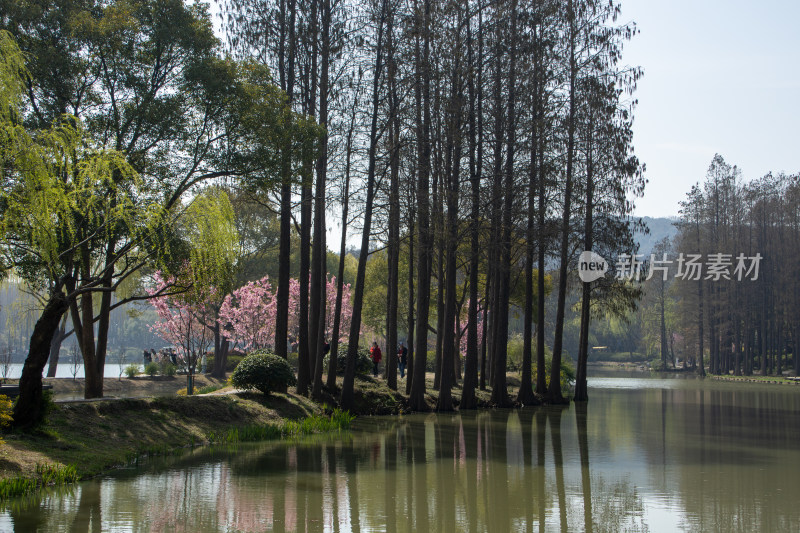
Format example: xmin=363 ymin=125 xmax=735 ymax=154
xmin=620 ymin=0 xmax=800 ymax=217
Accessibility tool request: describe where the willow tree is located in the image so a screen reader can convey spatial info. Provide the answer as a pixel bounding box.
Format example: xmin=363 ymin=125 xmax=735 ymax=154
xmin=0 ymin=31 xmax=142 ymax=426
xmin=2 ymin=0 xmax=265 ymax=398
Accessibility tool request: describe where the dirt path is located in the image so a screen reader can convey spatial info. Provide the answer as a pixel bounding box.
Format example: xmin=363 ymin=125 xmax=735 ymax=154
xmin=40 ymin=374 xmax=229 ymax=401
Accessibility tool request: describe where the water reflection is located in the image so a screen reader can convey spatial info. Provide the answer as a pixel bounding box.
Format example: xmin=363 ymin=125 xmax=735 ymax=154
xmin=3 ymin=380 xmax=800 ymax=532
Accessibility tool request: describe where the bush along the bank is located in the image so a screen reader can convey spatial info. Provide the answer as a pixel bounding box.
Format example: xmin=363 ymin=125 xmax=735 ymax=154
xmin=230 ymin=350 xmax=297 ymax=395
xmin=0 ymin=395 xmax=11 ymax=445
xmin=124 ymin=364 xmax=141 ymax=378
xmin=159 ymin=361 xmax=177 ymax=376
xmin=205 ymin=352 xmax=245 ymax=372
xmin=323 ymin=344 xmax=373 ymax=375
xmin=144 ymin=362 xmax=159 ymax=377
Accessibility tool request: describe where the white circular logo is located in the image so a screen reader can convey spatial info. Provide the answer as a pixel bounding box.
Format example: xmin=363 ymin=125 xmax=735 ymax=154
xmin=578 ymin=251 xmax=609 ymax=283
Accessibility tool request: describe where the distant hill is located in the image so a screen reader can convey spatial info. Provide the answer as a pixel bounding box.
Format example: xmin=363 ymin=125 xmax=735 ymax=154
xmin=635 ymin=216 xmax=679 ymax=256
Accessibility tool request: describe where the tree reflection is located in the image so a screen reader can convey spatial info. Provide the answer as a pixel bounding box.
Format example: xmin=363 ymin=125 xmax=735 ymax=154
xmin=14 ymin=392 xmax=800 ymax=532
xmin=548 ymin=407 xmax=568 ymax=533
xmin=575 ymin=402 xmax=593 ymax=533
xmin=69 ymin=482 xmax=101 ymax=533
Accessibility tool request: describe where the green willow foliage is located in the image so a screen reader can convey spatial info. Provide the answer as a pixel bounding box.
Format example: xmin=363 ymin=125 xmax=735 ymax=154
xmin=0 ymin=31 xmax=160 ymax=285
xmin=183 ymin=186 xmax=240 ymax=298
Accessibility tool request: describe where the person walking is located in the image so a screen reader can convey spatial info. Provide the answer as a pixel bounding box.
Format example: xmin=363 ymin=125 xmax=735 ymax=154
xmin=398 ymin=342 xmax=408 ymax=378
xmin=370 ymin=341 xmax=382 ymax=377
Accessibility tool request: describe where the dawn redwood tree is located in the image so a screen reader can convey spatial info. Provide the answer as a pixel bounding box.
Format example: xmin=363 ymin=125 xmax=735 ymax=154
xmin=383 ymin=0 xmax=401 ymax=392
xmin=408 ymin=0 xmax=434 ymax=412
xmin=341 ymin=0 xmax=388 ymax=410
xmin=328 ymin=72 xmax=362 ymax=389
xmin=460 ymin=2 xmax=481 ymax=410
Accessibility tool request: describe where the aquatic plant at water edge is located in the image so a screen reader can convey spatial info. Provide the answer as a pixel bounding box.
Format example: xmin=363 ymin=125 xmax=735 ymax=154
xmin=0 ymin=463 xmax=78 ymax=502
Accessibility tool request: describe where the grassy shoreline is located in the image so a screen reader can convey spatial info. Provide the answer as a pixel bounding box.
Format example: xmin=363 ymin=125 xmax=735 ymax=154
xmin=0 ymin=372 xmax=502 ymax=492
xmin=0 ymin=373 xmax=431 ymax=495
xmin=0 ymin=390 xmax=331 ymax=499
xmin=709 ymin=374 xmax=800 ymax=385
xmin=3 ymin=367 xmax=796 ymax=502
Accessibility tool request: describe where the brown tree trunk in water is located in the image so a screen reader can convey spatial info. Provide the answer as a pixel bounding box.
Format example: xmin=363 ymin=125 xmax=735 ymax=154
xmin=460 ymin=6 xmax=480 ymax=410
xmin=13 ymin=289 xmax=69 ymax=428
xmin=490 ymin=0 xmax=517 ymax=407
xmin=574 ymin=122 xmax=594 ymax=403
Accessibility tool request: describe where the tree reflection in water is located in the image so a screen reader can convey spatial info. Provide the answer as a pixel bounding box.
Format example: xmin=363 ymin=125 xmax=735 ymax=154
xmin=6 ymin=383 xmax=800 ymax=531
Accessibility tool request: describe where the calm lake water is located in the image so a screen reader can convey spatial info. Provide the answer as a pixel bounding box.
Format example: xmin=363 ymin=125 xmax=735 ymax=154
xmin=2 ymin=373 xmax=800 ymax=532
xmin=4 ymin=363 xmax=141 ymax=380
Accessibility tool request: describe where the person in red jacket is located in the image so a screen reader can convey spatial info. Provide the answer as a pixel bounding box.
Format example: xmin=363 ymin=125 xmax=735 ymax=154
xmin=370 ymin=341 xmax=382 ymax=377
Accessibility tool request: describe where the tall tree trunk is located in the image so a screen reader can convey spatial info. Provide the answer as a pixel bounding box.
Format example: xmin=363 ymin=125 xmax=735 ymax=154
xmin=297 ymin=167 xmax=313 ymax=393
xmin=437 ymin=19 xmax=463 ymax=411
xmin=461 ymin=6 xmax=481 ymax=410
xmin=491 ymin=0 xmax=517 ymax=407
xmin=547 ymin=0 xmax=577 ymax=404
xmin=299 ymin=0 xmax=319 ymax=397
xmin=535 ymin=123 xmax=548 ymax=395
xmin=46 ymin=314 xmax=68 ymax=378
xmin=328 ymin=70 xmax=360 ymax=390
xmin=405 ymin=200 xmax=416 ymax=395
xmin=311 ymin=0 xmax=331 ymax=400
xmin=409 ymin=0 xmax=433 ymax=412
xmin=518 ymin=39 xmax=539 ymax=405
xmin=340 ymin=0 xmax=387 ymax=410
xmin=575 ymin=122 xmax=594 ymax=402
xmin=275 ymin=0 xmax=297 ymax=360
xmin=13 ymin=288 xmax=69 ymax=428
xmin=384 ymin=4 xmax=400 ymax=391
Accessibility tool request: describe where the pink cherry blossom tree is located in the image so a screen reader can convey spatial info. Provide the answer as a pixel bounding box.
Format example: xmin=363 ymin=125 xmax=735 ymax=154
xmin=148 ymin=270 xmax=216 ymax=394
xmin=218 ymin=276 xmax=277 ymax=351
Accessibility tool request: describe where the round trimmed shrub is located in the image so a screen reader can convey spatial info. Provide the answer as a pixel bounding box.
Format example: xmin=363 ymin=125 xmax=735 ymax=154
xmin=322 ymin=344 xmax=373 ymax=375
xmin=230 ymin=350 xmax=297 ymax=395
